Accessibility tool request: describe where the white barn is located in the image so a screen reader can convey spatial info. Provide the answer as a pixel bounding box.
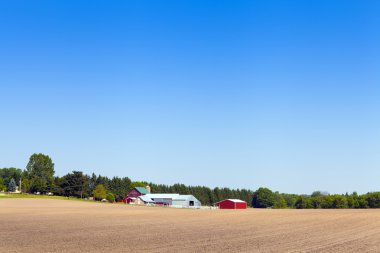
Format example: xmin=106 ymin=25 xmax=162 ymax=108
xmin=138 ymin=193 xmax=201 ymax=208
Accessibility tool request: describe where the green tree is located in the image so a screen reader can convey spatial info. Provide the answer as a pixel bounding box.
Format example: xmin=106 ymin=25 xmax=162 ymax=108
xmin=347 ymin=194 xmax=359 ymax=208
xmin=0 ymin=177 xmax=6 ymax=191
xmin=21 ymin=176 xmax=31 ymax=193
xmin=238 ymin=189 xmax=253 ymax=207
xmin=108 ymin=176 xmax=132 ymax=201
xmin=129 ymin=181 xmax=146 ymax=189
xmin=311 ymin=191 xmax=324 ymax=197
xmin=331 ymin=195 xmax=348 ymax=208
xmin=89 ymin=173 xmax=98 ymax=194
xmin=321 ymin=195 xmax=333 ymax=208
xmin=366 ymin=192 xmax=380 ymax=208
xmin=311 ymin=196 xmax=323 ymax=208
xmin=213 ymin=187 xmax=222 ymax=203
xmin=60 ymin=171 xmax=89 ymax=198
xmin=30 ymin=177 xmax=47 ymax=193
xmin=0 ymin=168 xmax=22 ymax=186
xmin=273 ymin=192 xmax=287 ymax=208
xmin=348 ymin=192 xmax=360 ymax=208
xmin=93 ymin=184 xmax=107 ymax=200
xmin=25 ymin=153 xmax=55 ymax=193
xmin=8 ymin=178 xmax=17 ymax=192
xmin=52 ymin=177 xmax=65 ymax=196
xmin=282 ymin=194 xmax=298 ymax=208
xmin=106 ymin=193 xmax=115 ymax=202
xmin=295 ymin=196 xmax=313 ymax=209
xmin=252 ymin=188 xmax=275 ymax=208
xmin=357 ymin=195 xmax=369 ymax=208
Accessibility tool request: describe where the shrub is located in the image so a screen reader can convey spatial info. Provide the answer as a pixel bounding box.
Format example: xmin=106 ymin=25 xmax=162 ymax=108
xmin=106 ymin=193 xmax=115 ymax=203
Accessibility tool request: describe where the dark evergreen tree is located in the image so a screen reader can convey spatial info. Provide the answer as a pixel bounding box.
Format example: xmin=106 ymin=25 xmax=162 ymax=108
xmin=108 ymin=176 xmax=132 ymax=200
xmin=60 ymin=171 xmax=89 ymax=198
xmin=8 ymin=178 xmax=17 ymax=192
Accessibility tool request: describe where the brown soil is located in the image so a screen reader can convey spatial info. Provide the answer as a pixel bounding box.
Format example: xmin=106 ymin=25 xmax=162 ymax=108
xmin=1 ymin=199 xmax=380 ymax=252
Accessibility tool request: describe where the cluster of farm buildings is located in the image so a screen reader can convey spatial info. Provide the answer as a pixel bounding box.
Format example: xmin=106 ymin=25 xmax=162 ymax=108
xmin=122 ymin=186 xmax=247 ymax=209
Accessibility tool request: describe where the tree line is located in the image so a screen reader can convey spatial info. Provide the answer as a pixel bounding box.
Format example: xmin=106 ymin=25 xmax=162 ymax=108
xmin=0 ymin=153 xmax=253 ymax=206
xmin=252 ymin=188 xmax=380 ymax=209
xmin=1 ymin=153 xmax=380 ymax=208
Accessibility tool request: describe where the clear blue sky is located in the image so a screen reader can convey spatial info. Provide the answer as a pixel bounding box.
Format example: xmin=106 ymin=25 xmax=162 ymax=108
xmin=1 ymin=0 xmax=379 ymax=194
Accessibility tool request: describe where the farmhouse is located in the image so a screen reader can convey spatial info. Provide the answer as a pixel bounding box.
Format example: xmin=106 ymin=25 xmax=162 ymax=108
xmin=138 ymin=193 xmax=201 ymax=208
xmin=216 ymin=199 xmax=247 ymax=209
xmin=123 ymin=186 xmax=150 ymax=204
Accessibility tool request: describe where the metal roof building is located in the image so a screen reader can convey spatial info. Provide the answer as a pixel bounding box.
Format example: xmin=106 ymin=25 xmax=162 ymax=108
xmin=138 ymin=193 xmax=201 ymax=208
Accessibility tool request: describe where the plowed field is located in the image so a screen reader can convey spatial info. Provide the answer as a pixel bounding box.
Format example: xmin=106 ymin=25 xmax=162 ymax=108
xmin=1 ymin=199 xmax=380 ymax=252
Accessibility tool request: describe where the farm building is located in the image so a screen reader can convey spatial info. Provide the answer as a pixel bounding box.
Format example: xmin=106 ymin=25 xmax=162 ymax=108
xmin=138 ymin=194 xmax=201 ymax=208
xmin=216 ymin=199 xmax=247 ymax=209
xmin=123 ymin=186 xmax=150 ymax=204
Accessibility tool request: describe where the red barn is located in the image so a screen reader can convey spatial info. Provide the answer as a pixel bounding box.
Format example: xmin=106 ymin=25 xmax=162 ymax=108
xmin=216 ymin=199 xmax=247 ymax=209
xmin=123 ymin=187 xmax=150 ymax=203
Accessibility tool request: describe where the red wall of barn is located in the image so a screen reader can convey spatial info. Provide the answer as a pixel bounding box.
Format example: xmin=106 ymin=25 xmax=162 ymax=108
xmin=218 ymin=200 xmax=235 ymax=209
xmin=217 ymin=200 xmax=247 ymax=209
xmin=123 ymin=189 xmax=144 ymax=203
xmin=235 ymin=202 xmax=247 ymax=209
xmin=127 ymin=189 xmax=142 ymax=198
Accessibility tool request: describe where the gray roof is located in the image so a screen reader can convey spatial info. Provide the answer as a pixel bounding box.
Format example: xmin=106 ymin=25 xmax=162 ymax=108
xmin=144 ymin=193 xmax=180 ymax=199
xmin=172 ymin=195 xmax=199 ymax=201
xmin=138 ymin=195 xmax=155 ymax=203
xmin=138 ymin=194 xmax=200 ymax=202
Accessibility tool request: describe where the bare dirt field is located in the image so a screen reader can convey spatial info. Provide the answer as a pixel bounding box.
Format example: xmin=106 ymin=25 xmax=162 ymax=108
xmin=1 ymin=199 xmax=380 ymax=253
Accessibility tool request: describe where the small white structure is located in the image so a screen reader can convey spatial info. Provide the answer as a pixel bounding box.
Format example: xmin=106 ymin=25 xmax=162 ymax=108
xmin=138 ymin=193 xmax=201 ymax=208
